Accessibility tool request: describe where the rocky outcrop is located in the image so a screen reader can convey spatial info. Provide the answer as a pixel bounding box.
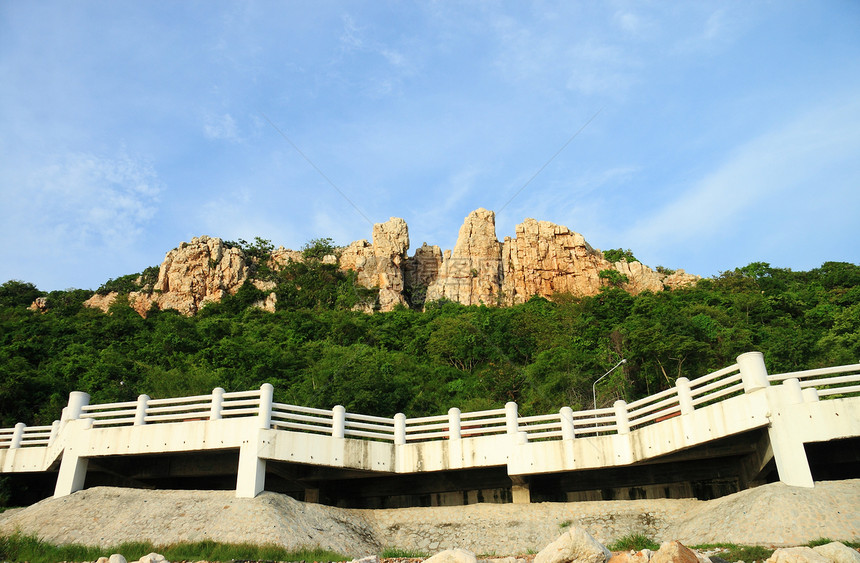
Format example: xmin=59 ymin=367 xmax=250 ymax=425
xmin=425 ymin=209 xmax=503 ymax=306
xmin=339 ymin=217 xmax=410 ymax=311
xmin=81 ymin=210 xmax=699 ymax=316
xmin=96 ymin=236 xmax=251 ymax=317
xmin=501 ymin=218 xmax=610 ymax=303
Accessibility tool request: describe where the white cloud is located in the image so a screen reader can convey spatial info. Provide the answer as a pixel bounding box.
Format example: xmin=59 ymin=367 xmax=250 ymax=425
xmin=21 ymin=151 xmax=162 ymax=246
xmin=203 ymin=113 xmax=240 ymax=141
xmin=623 ymin=98 xmax=860 ymax=261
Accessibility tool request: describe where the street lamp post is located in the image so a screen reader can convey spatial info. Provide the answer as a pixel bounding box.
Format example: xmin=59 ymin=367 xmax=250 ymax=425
xmin=592 ymin=358 xmax=627 ymax=410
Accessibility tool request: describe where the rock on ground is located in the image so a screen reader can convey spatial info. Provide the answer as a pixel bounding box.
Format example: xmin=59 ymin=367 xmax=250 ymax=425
xmin=534 ymin=526 xmax=611 ymax=563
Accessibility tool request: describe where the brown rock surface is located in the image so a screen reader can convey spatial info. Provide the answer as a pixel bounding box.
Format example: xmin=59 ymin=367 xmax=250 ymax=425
xmin=81 ymin=209 xmax=699 ymax=317
xmin=650 ymin=542 xmax=699 ymax=563
xmin=132 ymin=236 xmax=250 ymax=316
xmin=425 ymin=208 xmax=503 ymax=306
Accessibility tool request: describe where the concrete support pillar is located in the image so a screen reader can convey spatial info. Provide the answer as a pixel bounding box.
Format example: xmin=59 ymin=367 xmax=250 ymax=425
xmin=394 ymin=413 xmax=406 ymax=445
xmin=560 ymin=406 xmax=575 ymax=440
xmin=738 ymin=351 xmax=770 ymax=393
xmin=236 ymin=440 xmax=266 ymax=498
xmin=511 ymin=476 xmax=530 ymax=504
xmin=54 ymin=418 xmax=93 ymax=497
xmin=768 ymin=424 xmax=814 ymax=488
xmin=614 ymin=400 xmax=630 ymax=434
xmin=676 ymin=377 xmax=694 ymax=415
xmin=505 ymin=402 xmax=519 ymax=436
xmin=332 ymin=405 xmax=345 ymax=439
xmin=210 ymin=387 xmax=225 ymax=420
xmin=304 ymin=488 xmax=320 ymax=503
xmin=54 ymin=453 xmax=89 ymax=497
xmin=765 ymin=375 xmax=814 ymax=488
xmin=258 ymin=383 xmax=274 ymax=429
xmin=134 ymin=394 xmax=150 ymax=426
xmin=448 ymin=407 xmax=462 ymax=440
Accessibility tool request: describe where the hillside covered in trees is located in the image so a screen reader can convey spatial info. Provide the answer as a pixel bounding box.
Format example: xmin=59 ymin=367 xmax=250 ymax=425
xmin=1 ymin=256 xmax=858 ymax=427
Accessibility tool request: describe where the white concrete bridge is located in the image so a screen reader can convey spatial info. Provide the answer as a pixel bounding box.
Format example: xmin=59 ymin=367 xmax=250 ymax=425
xmin=2 ymin=352 xmax=859 ymax=506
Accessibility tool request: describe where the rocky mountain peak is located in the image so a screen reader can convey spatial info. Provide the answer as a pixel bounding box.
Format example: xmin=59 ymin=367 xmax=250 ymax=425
xmin=83 ymin=210 xmax=699 ymax=316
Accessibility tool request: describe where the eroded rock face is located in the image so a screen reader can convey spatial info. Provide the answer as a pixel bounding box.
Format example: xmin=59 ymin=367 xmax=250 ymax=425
xmin=425 ymin=208 xmax=503 ymax=306
xmin=127 ymin=236 xmax=250 ymax=316
xmin=339 ymin=217 xmax=410 ymax=311
xmin=501 ymin=218 xmax=609 ymax=304
xmin=82 ymin=210 xmax=699 ymax=317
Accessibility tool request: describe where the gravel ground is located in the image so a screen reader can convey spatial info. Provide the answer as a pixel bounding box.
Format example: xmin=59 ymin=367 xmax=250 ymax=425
xmin=1 ymin=480 xmax=857 ymax=557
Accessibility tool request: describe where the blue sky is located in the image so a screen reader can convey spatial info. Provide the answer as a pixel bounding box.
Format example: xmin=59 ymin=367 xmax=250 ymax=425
xmin=2 ymin=1 xmax=859 ymax=291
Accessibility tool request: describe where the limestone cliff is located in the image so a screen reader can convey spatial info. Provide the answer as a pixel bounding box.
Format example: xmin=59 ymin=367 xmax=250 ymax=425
xmin=83 ymin=210 xmax=699 ymax=316
xmin=339 ymin=217 xmax=410 ymax=311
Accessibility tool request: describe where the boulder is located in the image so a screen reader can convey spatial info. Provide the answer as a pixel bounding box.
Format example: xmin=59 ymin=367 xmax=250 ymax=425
xmin=812 ymin=543 xmax=860 ymax=563
xmin=651 ymin=542 xmax=699 ymax=563
xmin=609 ymin=550 xmax=653 ymax=563
xmin=425 ymin=548 xmax=479 ymax=563
xmin=339 ymin=217 xmax=410 ymax=311
xmin=534 ymin=526 xmax=612 ymax=563
xmin=767 ymin=547 xmax=832 ymax=563
xmin=108 ymin=554 xmax=127 ymax=563
xmin=425 ymin=208 xmax=502 ymax=306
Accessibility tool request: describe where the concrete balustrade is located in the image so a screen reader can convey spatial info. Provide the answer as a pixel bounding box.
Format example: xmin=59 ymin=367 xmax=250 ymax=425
xmin=448 ymin=407 xmax=461 ymax=440
xmin=1 ymin=352 xmax=858 ymax=502
xmin=210 ymin=387 xmax=224 ymax=420
xmin=676 ymin=377 xmax=694 ymax=415
xmin=614 ymin=400 xmax=630 ymax=434
xmin=332 ymin=405 xmax=345 ymax=439
xmin=505 ymin=402 xmax=518 ymax=435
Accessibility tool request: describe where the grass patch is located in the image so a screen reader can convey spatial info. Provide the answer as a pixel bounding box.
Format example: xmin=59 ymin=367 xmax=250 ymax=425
xmin=0 ymin=532 xmax=345 ymax=563
xmin=692 ymin=543 xmax=774 ymax=562
xmin=607 ymin=533 xmax=660 ymax=552
xmin=559 ymin=520 xmax=573 ymax=529
xmin=381 ymin=547 xmax=430 ymax=558
xmin=807 ymin=538 xmax=833 ymax=547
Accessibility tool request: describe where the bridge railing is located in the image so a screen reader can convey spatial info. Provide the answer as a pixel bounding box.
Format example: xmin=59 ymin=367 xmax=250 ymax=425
xmin=0 ymin=423 xmax=57 ymax=449
xmin=2 ymin=353 xmax=859 ymax=451
xmin=768 ymin=363 xmax=860 ymax=398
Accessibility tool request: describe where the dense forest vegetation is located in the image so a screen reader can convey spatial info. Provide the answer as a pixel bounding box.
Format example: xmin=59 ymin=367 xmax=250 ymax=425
xmin=1 ymin=247 xmax=858 ymax=427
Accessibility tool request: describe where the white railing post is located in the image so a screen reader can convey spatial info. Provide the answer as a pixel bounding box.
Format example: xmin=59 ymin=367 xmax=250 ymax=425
xmin=448 ymin=407 xmax=462 ymax=440
xmin=738 ymin=351 xmax=770 ymax=393
xmin=560 ymin=407 xmax=575 ymax=440
xmin=49 ymin=420 xmax=60 ymax=445
xmin=676 ymin=377 xmax=694 ymax=415
xmin=505 ymin=402 xmax=519 ymax=435
xmin=332 ymin=405 xmax=345 ymax=438
xmin=258 ymin=383 xmax=274 ymax=429
xmin=63 ymin=391 xmax=91 ymax=421
xmin=782 ymin=378 xmax=804 ymax=405
xmin=10 ymin=423 xmax=25 ymax=449
xmin=614 ymin=400 xmax=630 ymax=434
xmin=134 ymin=394 xmax=150 ymax=426
xmin=394 ymin=413 xmax=406 ymax=445
xmin=59 ymin=391 xmax=90 ymax=433
xmin=210 ymin=387 xmax=225 ymax=420
xmin=802 ymin=388 xmax=820 ymax=402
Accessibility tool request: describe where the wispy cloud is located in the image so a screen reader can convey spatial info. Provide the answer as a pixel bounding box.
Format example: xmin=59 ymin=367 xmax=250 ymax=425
xmin=623 ymin=97 xmax=860 ymax=265
xmin=203 ymin=113 xmax=240 ymax=141
xmin=11 ymin=150 xmax=162 ymax=247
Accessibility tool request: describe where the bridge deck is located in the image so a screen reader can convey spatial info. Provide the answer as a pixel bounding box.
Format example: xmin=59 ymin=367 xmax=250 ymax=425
xmin=2 ymin=352 xmax=859 ymax=506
